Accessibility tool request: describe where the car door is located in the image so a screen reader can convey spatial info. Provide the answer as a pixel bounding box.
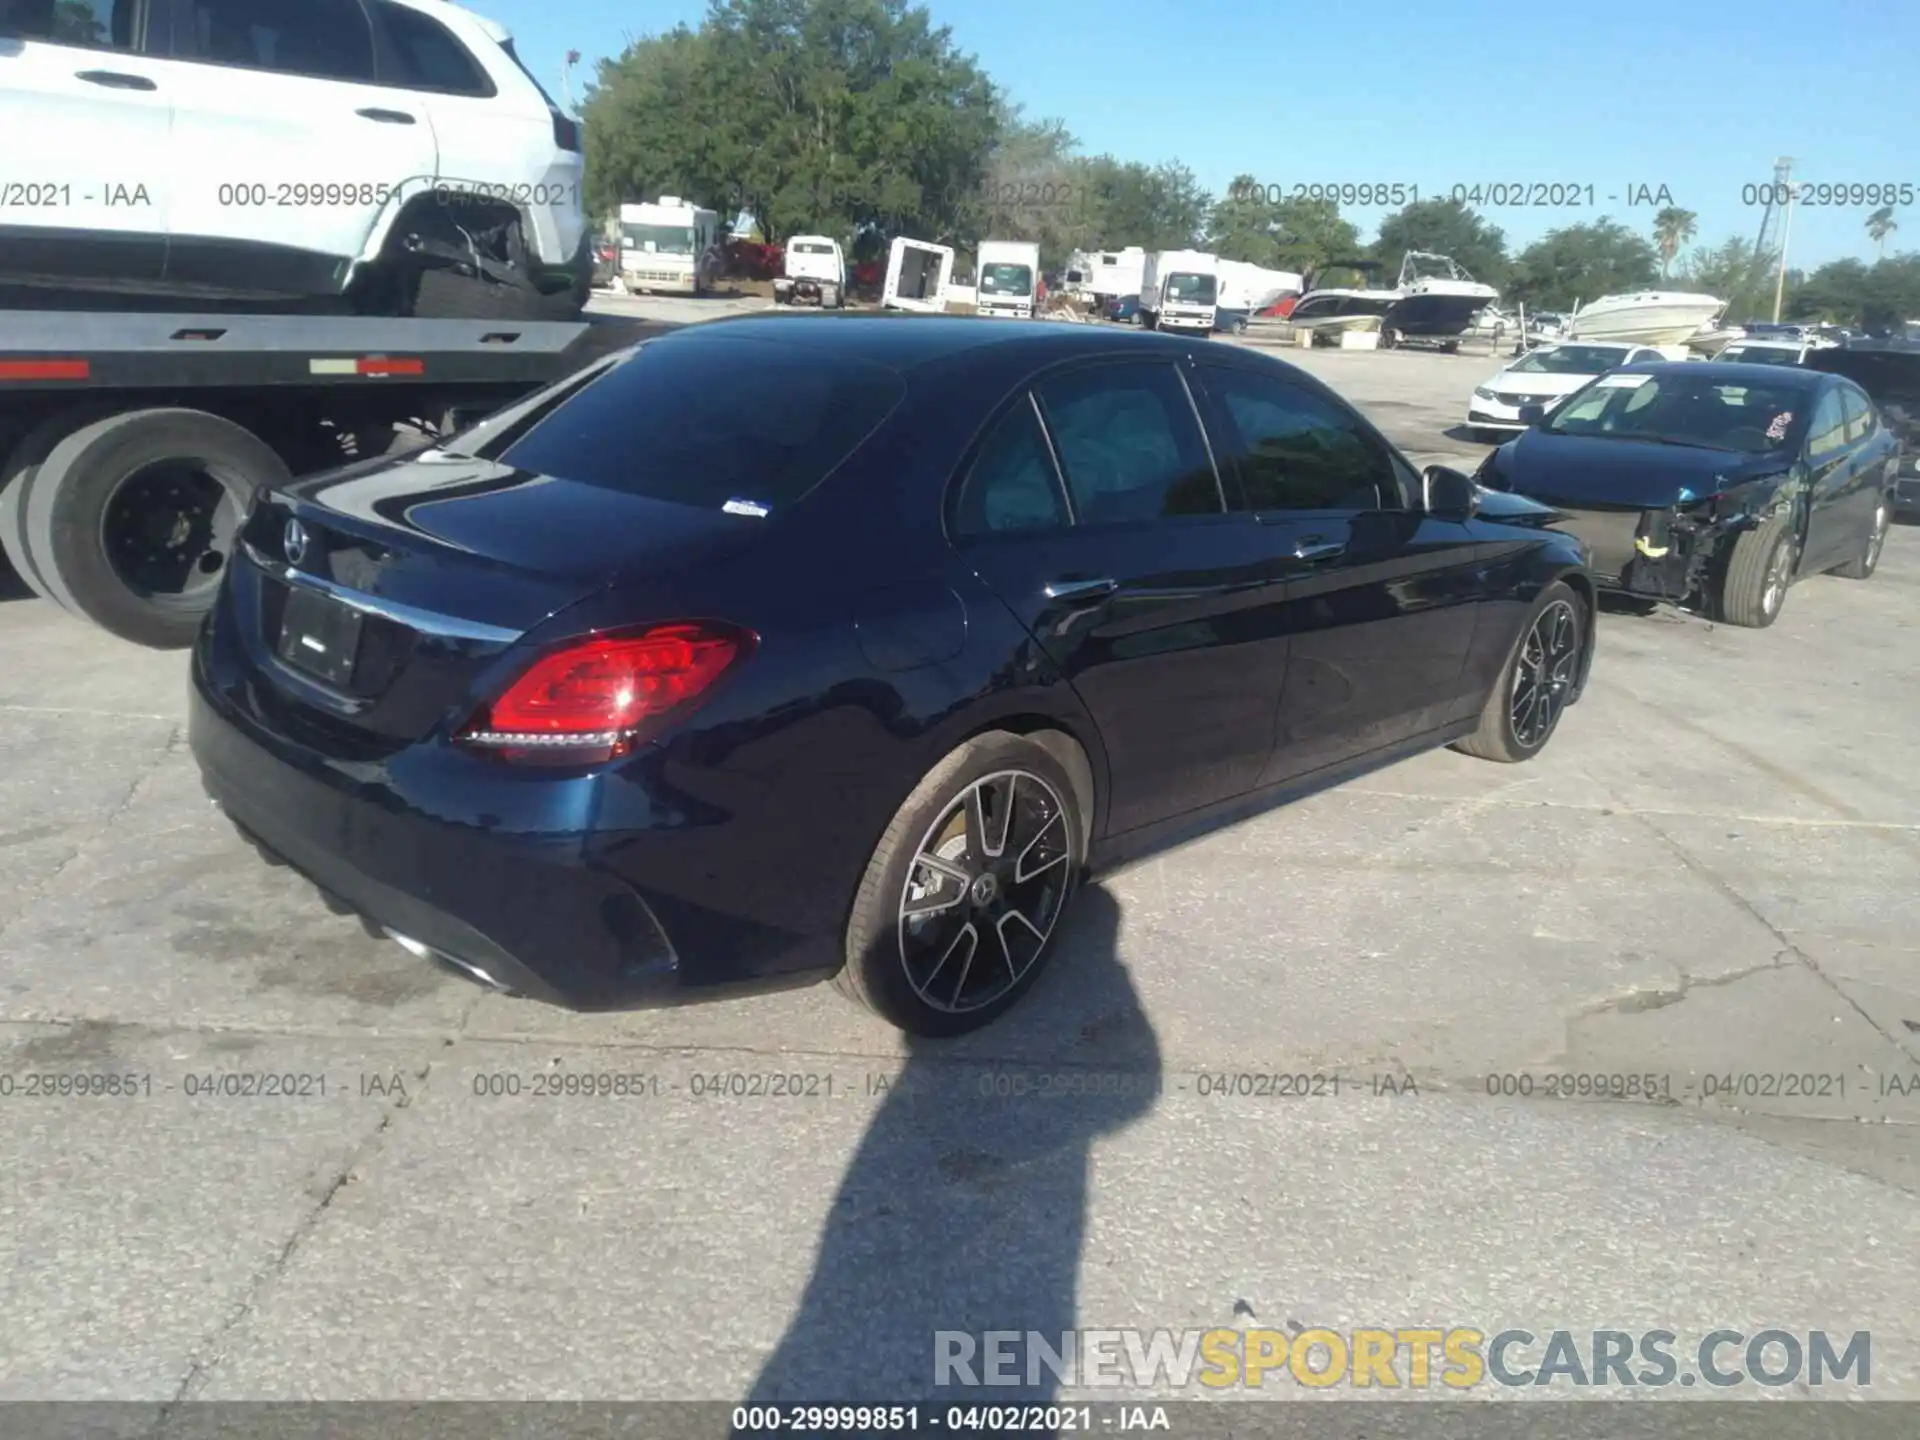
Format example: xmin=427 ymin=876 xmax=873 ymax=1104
xmin=1837 ymin=382 xmax=1891 ymax=535
xmin=0 ymin=0 xmax=172 ymax=283
xmin=1190 ymin=360 xmax=1489 ymax=785
xmin=161 ymin=0 xmax=438 ymax=297
xmin=1799 ymin=384 xmax=1856 ymax=571
xmin=949 ymin=358 xmax=1291 ymax=837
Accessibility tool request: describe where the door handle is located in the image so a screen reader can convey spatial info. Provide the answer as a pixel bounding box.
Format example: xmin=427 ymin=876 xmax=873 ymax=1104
xmin=1292 ymin=536 xmax=1347 ymax=562
xmin=75 ymin=69 xmax=157 ymax=90
xmin=1043 ymin=577 xmax=1118 ymax=602
xmin=355 ymin=107 xmax=417 ymax=124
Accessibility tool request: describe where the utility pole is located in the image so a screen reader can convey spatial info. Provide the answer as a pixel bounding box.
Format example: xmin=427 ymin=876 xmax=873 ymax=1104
xmin=1753 ymin=156 xmax=1795 ymax=323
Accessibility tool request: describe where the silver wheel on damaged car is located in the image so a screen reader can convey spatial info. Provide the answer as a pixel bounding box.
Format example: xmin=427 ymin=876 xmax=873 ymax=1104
xmin=897 ymin=769 xmax=1073 ymax=1015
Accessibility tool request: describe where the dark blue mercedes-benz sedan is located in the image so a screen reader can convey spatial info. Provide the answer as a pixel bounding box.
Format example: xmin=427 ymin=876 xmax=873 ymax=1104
xmin=190 ymin=315 xmax=1595 ymax=1035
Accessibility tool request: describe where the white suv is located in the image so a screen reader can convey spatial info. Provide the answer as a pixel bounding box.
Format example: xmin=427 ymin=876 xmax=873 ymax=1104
xmin=0 ymin=0 xmax=589 ymax=318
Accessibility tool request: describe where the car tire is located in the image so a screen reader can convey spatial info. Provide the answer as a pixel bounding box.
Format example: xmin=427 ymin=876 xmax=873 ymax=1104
xmin=1712 ymin=515 xmax=1796 ymax=627
xmin=834 ymin=731 xmax=1087 ymax=1037
xmin=22 ymin=408 xmax=288 ymax=649
xmin=1830 ymin=497 xmax=1889 ymax=580
xmin=1451 ymin=581 xmax=1587 ymax=763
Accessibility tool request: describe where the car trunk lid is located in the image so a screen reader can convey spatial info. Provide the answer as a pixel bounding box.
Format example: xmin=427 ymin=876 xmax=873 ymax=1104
xmin=230 ymin=452 xmax=766 ymax=749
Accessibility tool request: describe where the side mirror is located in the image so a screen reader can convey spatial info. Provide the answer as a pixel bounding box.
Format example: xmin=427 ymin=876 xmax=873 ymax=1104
xmin=1424 ymin=465 xmax=1479 ymax=520
xmin=1516 ymin=403 xmax=1548 ymax=426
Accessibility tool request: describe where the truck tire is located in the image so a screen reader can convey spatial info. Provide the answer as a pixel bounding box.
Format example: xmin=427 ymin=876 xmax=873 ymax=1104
xmin=1 ymin=407 xmax=122 ymax=603
xmin=23 ymin=408 xmax=290 ymax=649
xmin=822 ymin=284 xmax=841 ymax=309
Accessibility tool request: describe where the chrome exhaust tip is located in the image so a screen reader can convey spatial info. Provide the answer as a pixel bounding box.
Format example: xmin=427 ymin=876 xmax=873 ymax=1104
xmin=386 ymin=929 xmax=513 ymax=993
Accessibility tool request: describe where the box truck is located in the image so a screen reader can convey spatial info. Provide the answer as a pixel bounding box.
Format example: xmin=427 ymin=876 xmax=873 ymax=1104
xmin=1139 ymin=250 xmax=1221 ymax=335
xmin=976 ymin=240 xmax=1042 ymax=319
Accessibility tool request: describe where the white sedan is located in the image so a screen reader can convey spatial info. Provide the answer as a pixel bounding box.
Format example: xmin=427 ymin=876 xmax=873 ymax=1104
xmin=1466 ymin=340 xmax=1670 ymax=439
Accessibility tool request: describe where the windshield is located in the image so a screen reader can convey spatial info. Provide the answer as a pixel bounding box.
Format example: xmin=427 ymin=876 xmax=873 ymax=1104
xmin=1510 ymin=345 xmax=1632 ymax=375
xmin=979 ymin=263 xmax=1034 ymax=294
xmin=623 ymin=223 xmax=697 ymax=255
xmin=1166 ymin=272 xmax=1217 ymax=303
xmin=1544 ymin=371 xmax=1803 ymax=453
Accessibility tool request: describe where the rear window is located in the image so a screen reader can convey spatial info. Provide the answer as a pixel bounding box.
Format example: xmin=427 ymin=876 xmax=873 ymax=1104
xmin=490 ymin=337 xmax=906 ymax=513
xmin=375 ymin=0 xmax=493 ymax=94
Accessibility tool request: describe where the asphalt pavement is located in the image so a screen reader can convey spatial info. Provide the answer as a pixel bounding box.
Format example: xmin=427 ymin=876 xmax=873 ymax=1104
xmin=2 ymin=309 xmax=1917 ymax=1413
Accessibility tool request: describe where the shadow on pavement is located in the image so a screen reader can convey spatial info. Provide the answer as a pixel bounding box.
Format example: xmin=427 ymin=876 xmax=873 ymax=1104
xmin=740 ymin=883 xmax=1160 ymax=1411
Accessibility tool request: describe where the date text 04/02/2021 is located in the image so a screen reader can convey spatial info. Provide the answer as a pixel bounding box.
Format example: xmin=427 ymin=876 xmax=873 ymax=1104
xmin=1225 ymin=181 xmax=1677 ymax=208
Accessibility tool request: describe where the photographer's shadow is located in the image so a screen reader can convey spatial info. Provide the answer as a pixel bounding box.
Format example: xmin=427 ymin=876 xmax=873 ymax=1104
xmin=744 ymin=883 xmax=1160 ymax=1407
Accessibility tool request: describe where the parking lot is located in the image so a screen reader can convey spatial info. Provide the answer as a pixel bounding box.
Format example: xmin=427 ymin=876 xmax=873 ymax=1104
xmin=3 ymin=312 xmax=1919 ymax=1405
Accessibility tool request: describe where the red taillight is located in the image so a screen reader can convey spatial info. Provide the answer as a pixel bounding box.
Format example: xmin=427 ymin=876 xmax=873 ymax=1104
xmin=461 ymin=623 xmax=748 ymax=759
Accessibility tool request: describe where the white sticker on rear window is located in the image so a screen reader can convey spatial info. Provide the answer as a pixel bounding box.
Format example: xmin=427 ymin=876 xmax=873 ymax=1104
xmin=1596 ymin=373 xmax=1652 ymax=388
xmin=722 ymin=498 xmax=770 ymax=517
xmin=1766 ymin=412 xmax=1793 ymax=440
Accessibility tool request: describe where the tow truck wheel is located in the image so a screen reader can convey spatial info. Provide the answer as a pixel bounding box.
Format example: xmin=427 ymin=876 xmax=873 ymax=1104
xmin=22 ymin=408 xmax=290 ymax=649
xmin=1 ymin=406 xmax=122 ymax=603
xmin=1831 ymin=499 xmax=1889 ymax=580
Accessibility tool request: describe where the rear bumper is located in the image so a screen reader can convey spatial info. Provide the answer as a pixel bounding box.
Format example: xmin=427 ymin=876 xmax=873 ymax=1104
xmin=188 ymin=632 xmax=840 ymax=1011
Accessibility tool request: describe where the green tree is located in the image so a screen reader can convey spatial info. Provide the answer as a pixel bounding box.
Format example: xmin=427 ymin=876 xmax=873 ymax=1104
xmin=1206 ymin=177 xmax=1291 ymax=265
xmin=1371 ymin=197 xmax=1509 ymax=290
xmin=582 ymin=0 xmax=999 ymax=245
xmin=1676 ymin=236 xmax=1777 ymax=323
xmin=967 ymin=100 xmax=1081 ymax=264
xmin=1651 ymin=206 xmax=1698 ymax=279
xmin=1507 ymin=219 xmax=1659 ymax=311
xmin=1072 ymin=157 xmax=1211 ymax=253
xmin=1866 ymin=206 xmax=1899 ymax=260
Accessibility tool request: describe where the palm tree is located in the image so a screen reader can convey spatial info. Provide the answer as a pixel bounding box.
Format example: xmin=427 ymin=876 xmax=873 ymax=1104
xmin=1866 ymin=206 xmax=1898 ymax=259
xmin=1652 ymin=207 xmax=1698 ymax=280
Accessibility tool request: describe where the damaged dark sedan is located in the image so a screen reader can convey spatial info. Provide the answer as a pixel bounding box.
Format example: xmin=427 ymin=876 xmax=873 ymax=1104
xmin=1476 ymin=361 xmax=1898 ymax=627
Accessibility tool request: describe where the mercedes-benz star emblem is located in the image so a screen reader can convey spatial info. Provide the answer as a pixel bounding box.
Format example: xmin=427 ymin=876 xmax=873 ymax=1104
xmin=283 ymin=518 xmax=308 ymax=565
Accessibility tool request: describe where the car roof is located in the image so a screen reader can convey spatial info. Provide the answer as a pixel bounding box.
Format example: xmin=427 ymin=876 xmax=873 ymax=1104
xmin=1615 ymin=359 xmax=1827 ymax=388
xmin=649 ymin=313 xmax=1194 ymax=372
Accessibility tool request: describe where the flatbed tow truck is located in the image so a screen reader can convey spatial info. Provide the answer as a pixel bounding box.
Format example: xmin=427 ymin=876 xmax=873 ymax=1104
xmin=0 ymin=311 xmax=676 ymax=648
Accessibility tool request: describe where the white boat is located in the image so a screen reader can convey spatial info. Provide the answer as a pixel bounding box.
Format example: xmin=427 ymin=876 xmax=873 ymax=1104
xmin=1567 ymin=291 xmax=1726 ymax=345
xmin=1286 ymin=260 xmax=1400 ymax=332
xmin=1386 ymin=251 xmax=1499 ymax=340
xmin=1288 ymin=252 xmax=1498 ymax=343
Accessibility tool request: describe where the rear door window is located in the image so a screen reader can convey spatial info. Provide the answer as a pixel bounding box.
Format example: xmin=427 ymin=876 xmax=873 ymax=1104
xmin=1032 ymin=361 xmax=1222 ymax=525
xmin=951 ymin=398 xmax=1070 ymax=537
xmin=371 ymin=0 xmax=492 ymax=94
xmin=183 ymin=0 xmax=377 ymax=80
xmin=488 ymin=336 xmax=906 ymax=513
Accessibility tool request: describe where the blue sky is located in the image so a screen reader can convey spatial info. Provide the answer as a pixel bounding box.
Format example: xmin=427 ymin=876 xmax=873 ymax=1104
xmin=491 ymin=0 xmax=1915 ymax=271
